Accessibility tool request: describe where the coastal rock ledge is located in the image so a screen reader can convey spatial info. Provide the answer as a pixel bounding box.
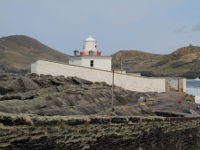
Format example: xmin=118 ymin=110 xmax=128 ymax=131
xmin=0 ymin=113 xmax=200 ymax=150
xmin=0 ymin=74 xmax=199 ymax=149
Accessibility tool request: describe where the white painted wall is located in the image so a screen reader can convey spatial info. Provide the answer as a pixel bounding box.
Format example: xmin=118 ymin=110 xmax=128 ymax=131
xmin=31 ymin=60 xmax=168 ymax=93
xmin=69 ymin=56 xmax=112 ymax=71
xmin=31 ymin=62 xmax=38 ymax=73
xmin=83 ymin=35 xmax=97 ymax=52
xmin=69 ymin=57 xmax=82 ymax=66
xmin=183 ymin=79 xmax=186 ymax=92
xmin=83 ymin=41 xmax=97 ymax=52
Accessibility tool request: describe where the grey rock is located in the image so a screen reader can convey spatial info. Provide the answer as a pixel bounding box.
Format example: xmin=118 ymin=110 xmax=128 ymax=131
xmin=0 ymin=74 xmax=198 ymax=117
xmin=20 ymin=77 xmax=39 ymax=91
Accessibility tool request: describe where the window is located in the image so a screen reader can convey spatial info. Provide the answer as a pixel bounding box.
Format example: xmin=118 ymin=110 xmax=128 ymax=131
xmin=90 ymin=60 xmax=94 ymax=67
xmin=89 ymin=50 xmax=94 ymax=55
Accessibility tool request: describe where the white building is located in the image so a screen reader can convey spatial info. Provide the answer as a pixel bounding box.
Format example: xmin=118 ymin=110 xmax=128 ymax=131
xmin=31 ymin=35 xmax=186 ymax=93
xmin=31 ymin=60 xmax=186 ymax=93
xmin=69 ymin=35 xmax=112 ymax=71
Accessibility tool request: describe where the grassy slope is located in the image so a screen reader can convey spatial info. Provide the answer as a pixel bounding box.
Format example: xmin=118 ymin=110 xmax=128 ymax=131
xmin=0 ymin=35 xmax=69 ymax=73
xmin=1 ymin=34 xmax=200 ymax=76
xmin=112 ymin=45 xmax=200 ymax=76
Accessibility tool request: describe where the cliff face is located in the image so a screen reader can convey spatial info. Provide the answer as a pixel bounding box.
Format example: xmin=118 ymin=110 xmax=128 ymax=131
xmin=0 ymin=114 xmax=200 ymax=150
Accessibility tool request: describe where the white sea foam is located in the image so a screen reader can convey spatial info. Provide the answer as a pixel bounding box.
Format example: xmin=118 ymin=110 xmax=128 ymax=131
xmin=195 ymin=96 xmax=200 ymax=104
xmin=186 ymin=87 xmax=200 ymax=104
xmin=187 ymin=79 xmax=199 ymax=82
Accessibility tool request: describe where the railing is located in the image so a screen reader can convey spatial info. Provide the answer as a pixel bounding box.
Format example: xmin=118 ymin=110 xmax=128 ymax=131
xmin=80 ymin=51 xmax=101 ymax=56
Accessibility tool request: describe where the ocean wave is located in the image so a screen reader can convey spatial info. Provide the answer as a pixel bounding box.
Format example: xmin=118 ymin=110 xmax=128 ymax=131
xmin=186 ymin=87 xmax=200 ymax=104
xmin=195 ymin=96 xmax=200 ymax=104
xmin=187 ymin=79 xmax=200 ymax=82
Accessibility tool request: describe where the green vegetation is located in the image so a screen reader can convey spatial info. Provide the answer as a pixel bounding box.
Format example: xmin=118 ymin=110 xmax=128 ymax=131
xmin=112 ymin=45 xmax=200 ymax=78
xmin=0 ymin=35 xmax=200 ymax=78
xmin=0 ymin=35 xmax=69 ymax=73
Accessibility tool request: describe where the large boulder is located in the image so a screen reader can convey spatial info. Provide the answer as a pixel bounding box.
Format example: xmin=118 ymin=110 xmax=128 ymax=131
xmin=20 ymin=77 xmax=39 ymax=91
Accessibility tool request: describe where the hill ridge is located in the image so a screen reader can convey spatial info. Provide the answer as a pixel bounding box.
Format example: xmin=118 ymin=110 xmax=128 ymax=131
xmin=0 ymin=35 xmax=69 ymax=73
xmin=112 ymin=45 xmax=200 ymax=78
xmin=0 ymin=35 xmax=200 ymax=78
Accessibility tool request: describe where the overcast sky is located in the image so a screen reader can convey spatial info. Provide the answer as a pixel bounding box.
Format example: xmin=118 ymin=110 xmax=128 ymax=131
xmin=0 ymin=0 xmax=200 ymax=55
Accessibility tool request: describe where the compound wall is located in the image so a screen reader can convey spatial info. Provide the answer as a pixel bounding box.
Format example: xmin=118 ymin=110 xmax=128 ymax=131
xmin=31 ymin=60 xmax=186 ymax=93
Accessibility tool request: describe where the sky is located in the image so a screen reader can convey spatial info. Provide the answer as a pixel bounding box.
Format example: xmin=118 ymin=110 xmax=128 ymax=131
xmin=0 ymin=0 xmax=200 ymax=55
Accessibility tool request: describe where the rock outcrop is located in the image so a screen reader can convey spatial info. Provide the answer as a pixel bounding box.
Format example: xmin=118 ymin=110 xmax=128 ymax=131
xmin=0 ymin=74 xmax=200 ymax=149
xmin=0 ymin=74 xmax=199 ymax=117
xmin=0 ymin=74 xmax=198 ymax=117
xmin=0 ymin=113 xmax=200 ymax=150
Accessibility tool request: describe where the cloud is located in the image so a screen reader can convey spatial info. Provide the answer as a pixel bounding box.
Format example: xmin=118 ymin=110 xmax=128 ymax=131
xmin=174 ymin=25 xmax=186 ymax=33
xmin=192 ymin=23 xmax=200 ymax=32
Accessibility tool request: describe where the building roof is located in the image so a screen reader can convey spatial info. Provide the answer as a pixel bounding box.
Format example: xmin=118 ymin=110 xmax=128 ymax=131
xmin=84 ymin=35 xmax=96 ymax=41
xmin=69 ymin=55 xmax=111 ymax=59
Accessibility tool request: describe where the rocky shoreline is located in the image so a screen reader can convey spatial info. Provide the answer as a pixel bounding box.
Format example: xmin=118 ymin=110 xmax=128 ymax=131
xmin=140 ymin=71 xmax=200 ymax=79
xmin=0 ymin=74 xmax=200 ymax=149
xmin=0 ymin=113 xmax=200 ymax=149
xmin=0 ymin=74 xmax=198 ymax=116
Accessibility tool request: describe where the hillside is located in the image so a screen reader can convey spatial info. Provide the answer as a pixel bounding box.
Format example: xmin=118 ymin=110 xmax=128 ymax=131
xmin=112 ymin=45 xmax=200 ymax=78
xmin=1 ymin=35 xmax=200 ymax=78
xmin=112 ymin=50 xmax=163 ymax=72
xmin=0 ymin=35 xmax=68 ymax=73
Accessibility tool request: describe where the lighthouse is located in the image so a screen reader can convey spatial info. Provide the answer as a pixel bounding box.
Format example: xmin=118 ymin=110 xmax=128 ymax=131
xmin=69 ymin=35 xmax=111 ymax=71
xmin=80 ymin=35 xmax=101 ymax=56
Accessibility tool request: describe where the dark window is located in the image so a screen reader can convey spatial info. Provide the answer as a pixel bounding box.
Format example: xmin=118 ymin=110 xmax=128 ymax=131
xmin=90 ymin=60 xmax=94 ymax=67
xmin=89 ymin=50 xmax=94 ymax=55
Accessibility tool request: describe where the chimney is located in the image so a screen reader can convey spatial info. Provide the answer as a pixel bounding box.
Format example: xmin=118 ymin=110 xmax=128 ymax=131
xmin=73 ymin=50 xmax=79 ymax=56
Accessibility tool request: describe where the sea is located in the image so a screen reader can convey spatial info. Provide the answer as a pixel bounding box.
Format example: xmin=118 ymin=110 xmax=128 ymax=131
xmin=187 ymin=79 xmax=200 ymax=104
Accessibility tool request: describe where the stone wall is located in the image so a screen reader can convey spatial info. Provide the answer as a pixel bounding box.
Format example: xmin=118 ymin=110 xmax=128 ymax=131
xmin=69 ymin=56 xmax=112 ymax=71
xmin=31 ymin=60 xmax=186 ymax=93
xmin=0 ymin=114 xmax=200 ymax=149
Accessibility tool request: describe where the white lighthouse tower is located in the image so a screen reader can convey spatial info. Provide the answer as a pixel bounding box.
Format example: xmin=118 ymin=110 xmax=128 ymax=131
xmin=69 ymin=35 xmax=111 ymax=71
xmin=80 ymin=35 xmax=101 ymax=56
xmin=83 ymin=35 xmax=97 ymax=52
